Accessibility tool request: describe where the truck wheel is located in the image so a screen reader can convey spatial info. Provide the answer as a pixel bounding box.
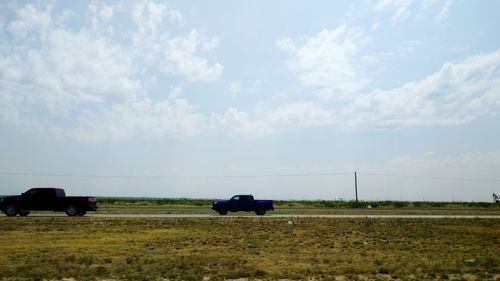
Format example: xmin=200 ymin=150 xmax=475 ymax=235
xmin=77 ymin=210 xmax=87 ymax=216
xmin=4 ymin=205 xmax=18 ymax=217
xmin=65 ymin=206 xmax=77 ymax=217
xmin=19 ymin=211 xmax=30 ymax=217
xmin=255 ymin=208 xmax=266 ymax=216
xmin=217 ymin=208 xmax=228 ymax=215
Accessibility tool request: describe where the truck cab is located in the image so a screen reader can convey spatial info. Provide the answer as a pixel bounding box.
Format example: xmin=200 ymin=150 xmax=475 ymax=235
xmin=21 ymin=188 xmax=66 ymax=210
xmin=227 ymin=195 xmax=255 ymax=211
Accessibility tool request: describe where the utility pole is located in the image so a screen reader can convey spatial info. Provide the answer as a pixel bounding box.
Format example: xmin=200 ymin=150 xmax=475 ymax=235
xmin=354 ymin=171 xmax=358 ymax=208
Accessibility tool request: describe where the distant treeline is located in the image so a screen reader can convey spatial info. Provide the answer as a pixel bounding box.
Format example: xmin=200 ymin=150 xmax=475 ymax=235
xmin=97 ymin=197 xmax=497 ymax=208
xmin=281 ymin=200 xmax=496 ymax=208
xmin=98 ymin=197 xmax=211 ymax=207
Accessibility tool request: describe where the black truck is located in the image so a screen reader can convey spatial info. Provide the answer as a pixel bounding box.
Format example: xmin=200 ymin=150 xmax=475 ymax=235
xmin=212 ymin=195 xmax=274 ymax=215
xmin=0 ymin=187 xmax=97 ymax=217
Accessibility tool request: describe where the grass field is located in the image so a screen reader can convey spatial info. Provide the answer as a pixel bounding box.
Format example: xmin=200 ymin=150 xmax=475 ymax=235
xmin=94 ymin=206 xmax=500 ymax=216
xmin=0 ymin=217 xmax=499 ymax=280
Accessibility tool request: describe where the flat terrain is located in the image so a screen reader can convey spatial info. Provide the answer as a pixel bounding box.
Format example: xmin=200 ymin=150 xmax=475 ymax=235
xmin=3 ymin=213 xmax=500 ymax=218
xmin=0 ymin=217 xmax=499 ymax=280
xmin=3 ymin=204 xmax=500 ymax=218
xmin=91 ymin=198 xmax=500 ymax=217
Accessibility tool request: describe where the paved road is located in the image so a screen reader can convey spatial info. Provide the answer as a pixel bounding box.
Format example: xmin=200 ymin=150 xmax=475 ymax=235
xmin=2 ymin=213 xmax=500 ymax=218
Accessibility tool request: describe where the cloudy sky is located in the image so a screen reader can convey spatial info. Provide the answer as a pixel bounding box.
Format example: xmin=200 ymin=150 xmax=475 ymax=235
xmin=1 ymin=0 xmax=499 ymax=201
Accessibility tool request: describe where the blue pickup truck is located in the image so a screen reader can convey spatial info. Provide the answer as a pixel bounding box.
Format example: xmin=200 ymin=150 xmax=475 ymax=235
xmin=212 ymin=195 xmax=274 ymax=216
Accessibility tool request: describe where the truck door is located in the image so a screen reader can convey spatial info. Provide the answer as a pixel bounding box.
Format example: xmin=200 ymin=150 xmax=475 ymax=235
xmin=229 ymin=195 xmax=240 ymax=211
xmin=40 ymin=189 xmax=56 ymax=210
xmin=22 ymin=189 xmax=43 ymax=210
xmin=239 ymin=195 xmax=253 ymax=211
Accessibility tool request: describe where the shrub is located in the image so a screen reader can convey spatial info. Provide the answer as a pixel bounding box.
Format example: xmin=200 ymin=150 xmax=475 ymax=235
xmin=393 ymin=201 xmax=409 ymax=208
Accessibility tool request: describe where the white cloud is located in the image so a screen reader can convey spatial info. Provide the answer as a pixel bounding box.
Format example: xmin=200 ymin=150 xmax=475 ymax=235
xmin=7 ymin=3 xmax=52 ymax=41
xmin=213 ymin=102 xmax=334 ymax=137
xmin=129 ymin=3 xmax=222 ymax=82
xmin=374 ymin=0 xmax=455 ymax=23
xmin=374 ymin=0 xmax=394 ymax=11
xmin=229 ymin=81 xmax=240 ymax=97
xmin=202 ymin=37 xmax=218 ymax=51
xmin=89 ymin=3 xmax=116 ymax=33
xmin=131 ymin=1 xmax=180 ymax=64
xmin=422 ymin=0 xmax=439 ymax=9
xmin=58 ymin=98 xmax=203 ymax=142
xmin=265 ymin=102 xmax=334 ymax=129
xmin=343 ymin=49 xmax=500 ymax=128
xmin=0 ymin=1 xmax=217 ymax=141
xmin=168 ymin=86 xmax=183 ymax=99
xmin=277 ymin=25 xmax=373 ymax=99
xmin=0 ymin=29 xmax=140 ymax=108
xmin=215 ymin=48 xmax=500 ymax=136
xmin=374 ymin=0 xmax=414 ymax=22
xmin=435 ymin=0 xmax=454 ymax=22
xmin=211 ymin=108 xmax=273 ymax=137
xmin=161 ymin=30 xmax=223 ymax=81
xmin=275 ymin=37 xmax=294 ymax=51
xmin=132 ymin=1 xmax=180 ymax=32
xmin=391 ymin=0 xmax=413 ymax=22
xmin=130 ymin=2 xmax=221 ymax=82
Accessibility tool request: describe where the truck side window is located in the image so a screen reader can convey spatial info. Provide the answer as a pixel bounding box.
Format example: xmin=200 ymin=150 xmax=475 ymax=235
xmin=232 ymin=196 xmax=240 ymax=201
xmin=25 ymin=189 xmax=37 ymax=196
xmin=43 ymin=189 xmax=53 ymax=197
xmin=55 ymin=189 xmax=66 ymax=197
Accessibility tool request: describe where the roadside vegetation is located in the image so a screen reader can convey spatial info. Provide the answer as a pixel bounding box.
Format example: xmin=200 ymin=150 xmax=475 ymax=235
xmin=0 ymin=217 xmax=498 ymax=280
xmin=98 ymin=197 xmax=499 ymax=208
xmin=94 ymin=197 xmax=500 ymax=216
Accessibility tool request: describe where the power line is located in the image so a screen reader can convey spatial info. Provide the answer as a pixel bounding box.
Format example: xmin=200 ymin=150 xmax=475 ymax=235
xmin=1 ymin=170 xmax=499 ymax=182
xmin=360 ymin=172 xmax=500 ymax=183
xmin=0 ymin=171 xmax=352 ymax=179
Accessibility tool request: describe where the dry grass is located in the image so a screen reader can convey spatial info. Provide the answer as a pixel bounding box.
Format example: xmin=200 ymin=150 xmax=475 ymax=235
xmin=0 ymin=217 xmax=499 ymax=280
xmin=93 ymin=206 xmax=500 ymax=216
xmin=93 ymin=198 xmax=500 ymax=216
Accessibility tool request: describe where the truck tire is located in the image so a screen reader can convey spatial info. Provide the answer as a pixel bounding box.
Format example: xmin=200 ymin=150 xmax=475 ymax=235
xmin=255 ymin=208 xmax=266 ymax=216
xmin=19 ymin=211 xmax=30 ymax=216
xmin=4 ymin=205 xmax=18 ymax=217
xmin=65 ymin=205 xmax=78 ymax=217
xmin=77 ymin=210 xmax=87 ymax=216
xmin=217 ymin=208 xmax=228 ymax=215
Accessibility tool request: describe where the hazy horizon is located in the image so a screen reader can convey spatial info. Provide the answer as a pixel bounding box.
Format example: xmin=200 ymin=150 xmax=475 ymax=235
xmin=1 ymin=1 xmax=499 ymax=202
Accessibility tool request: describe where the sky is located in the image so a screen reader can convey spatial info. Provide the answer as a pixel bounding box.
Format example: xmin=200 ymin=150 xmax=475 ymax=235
xmin=0 ymin=0 xmax=499 ymax=201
